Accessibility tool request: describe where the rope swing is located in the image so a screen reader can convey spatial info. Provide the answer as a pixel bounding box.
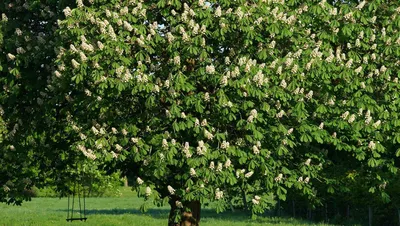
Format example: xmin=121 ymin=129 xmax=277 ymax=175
xmin=66 ymin=164 xmax=87 ymax=222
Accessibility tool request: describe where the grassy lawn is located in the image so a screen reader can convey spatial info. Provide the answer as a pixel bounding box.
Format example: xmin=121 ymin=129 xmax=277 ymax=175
xmin=1 ymin=188 xmax=333 ymax=226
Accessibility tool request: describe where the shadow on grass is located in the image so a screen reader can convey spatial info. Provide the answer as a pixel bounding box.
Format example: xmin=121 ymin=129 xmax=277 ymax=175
xmin=57 ymin=208 xmax=299 ymax=224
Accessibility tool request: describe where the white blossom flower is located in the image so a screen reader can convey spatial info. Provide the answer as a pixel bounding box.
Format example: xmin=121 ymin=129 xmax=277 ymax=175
xmin=341 ymin=111 xmax=350 ymax=120
xmin=252 ymin=198 xmax=260 ymax=205
xmin=167 ymin=185 xmax=175 ymax=195
xmin=356 ymin=1 xmax=367 ymax=10
xmin=365 ymin=116 xmax=372 ymax=125
xmin=181 ymin=112 xmax=186 ymax=119
xmin=373 ymin=120 xmax=381 ymax=128
xmin=76 ymin=0 xmax=84 ymax=8
xmin=345 ymin=59 xmax=353 ymax=68
xmin=275 ymin=173 xmax=283 ymax=182
xmin=224 ymin=159 xmax=231 ymax=168
xmin=269 ymin=40 xmax=276 ymax=48
xmin=280 ymin=79 xmax=287 ymax=89
xmin=63 ymin=7 xmax=72 ymax=17
xmin=79 ymin=133 xmax=87 ymax=140
xmin=245 ymin=171 xmax=254 ymax=178
xmin=7 ymin=53 xmax=16 ymax=61
xmin=276 ymin=110 xmax=285 ymax=118
xmin=111 ymin=151 xmax=118 ymax=158
xmin=2 ymin=13 xmax=8 ymax=22
xmin=298 ymin=176 xmax=303 ymax=182
xmin=91 ymin=126 xmax=99 ymax=135
xmin=215 ymin=188 xmax=223 ymax=200
xmin=201 ymin=119 xmax=207 ymax=126
xmin=206 ymin=65 xmax=215 ymax=74
xmin=112 ymin=127 xmax=118 ymax=134
xmin=221 ymin=141 xmax=229 ymax=150
xmin=190 ymin=168 xmax=197 ymax=176
xmin=176 ymin=201 xmax=183 ymax=208
xmin=225 ymin=57 xmax=230 ymax=65
xmin=277 ymin=66 xmax=283 ymax=75
xmin=215 ymin=6 xmax=222 ymax=17
xmin=115 ymin=144 xmax=123 ymax=151
xmin=162 ymin=139 xmax=169 ymax=149
xmin=247 ymin=115 xmax=254 ymax=123
xmin=380 ymin=65 xmax=387 ymax=73
xmin=137 ymin=177 xmax=144 ymax=185
xmin=368 ymin=141 xmax=376 ymax=150
xmin=355 ymin=66 xmax=362 ymax=74
xmin=304 ymin=177 xmax=310 ymax=183
xmin=220 ymin=76 xmax=228 ymax=86
xmin=15 ymin=28 xmax=22 ymax=36
xmin=371 ymin=53 xmax=376 ymax=61
xmin=204 ymin=129 xmax=214 ymax=140
xmin=305 ymin=90 xmax=313 ymax=100
xmin=305 ymin=158 xmax=311 ymax=166
xmin=209 ymin=161 xmax=215 ymax=170
xmin=250 ymin=109 xmax=258 ymax=118
xmin=172 ymin=55 xmax=181 ymax=65
xmin=183 ymin=142 xmax=192 ymax=158
xmin=71 ymin=59 xmax=80 ymax=68
xmin=145 ymin=187 xmax=152 ymax=196
xmin=253 ymin=145 xmax=260 ymax=155
xmin=123 ymin=21 xmax=133 ymax=31
xmin=348 ymin=114 xmax=356 ymax=123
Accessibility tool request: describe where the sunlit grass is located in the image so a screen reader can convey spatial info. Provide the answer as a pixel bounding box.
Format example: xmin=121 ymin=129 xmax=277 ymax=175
xmin=1 ymin=187 xmax=335 ymax=226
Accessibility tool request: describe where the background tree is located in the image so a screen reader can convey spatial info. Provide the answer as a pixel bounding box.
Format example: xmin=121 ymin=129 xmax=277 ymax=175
xmin=0 ymin=0 xmax=120 ymax=205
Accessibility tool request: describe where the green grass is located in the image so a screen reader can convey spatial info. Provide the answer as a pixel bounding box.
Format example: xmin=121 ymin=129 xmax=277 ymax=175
xmin=1 ymin=188 xmax=332 ymax=226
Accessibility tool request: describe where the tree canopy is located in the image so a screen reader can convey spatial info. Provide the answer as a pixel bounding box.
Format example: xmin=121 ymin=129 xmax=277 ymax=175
xmin=2 ymin=0 xmax=400 ymax=225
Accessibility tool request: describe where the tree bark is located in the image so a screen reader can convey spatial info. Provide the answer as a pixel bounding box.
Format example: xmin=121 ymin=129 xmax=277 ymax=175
xmin=181 ymin=200 xmax=201 ymax=226
xmin=292 ymin=200 xmax=295 ymax=218
xmin=368 ymin=206 xmax=373 ymax=226
xmin=168 ymin=196 xmax=179 ymax=226
xmin=277 ymin=199 xmax=281 ymax=217
xmin=241 ymin=188 xmax=248 ymax=210
xmin=325 ymin=203 xmax=328 ymax=222
xmin=168 ymin=196 xmax=201 ymax=226
xmin=397 ymin=208 xmax=400 ymax=226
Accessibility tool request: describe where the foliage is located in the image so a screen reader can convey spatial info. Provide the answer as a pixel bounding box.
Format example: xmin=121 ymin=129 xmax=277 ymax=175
xmin=2 ymin=0 xmax=400 ymax=224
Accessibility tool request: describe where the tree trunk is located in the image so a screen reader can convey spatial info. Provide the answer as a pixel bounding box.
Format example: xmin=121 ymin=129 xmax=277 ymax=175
xmin=397 ymin=208 xmax=400 ymax=226
xmin=292 ymin=200 xmax=295 ymax=218
xmin=168 ymin=196 xmax=179 ymax=226
xmin=241 ymin=188 xmax=248 ymax=210
xmin=168 ymin=196 xmax=201 ymax=226
xmin=229 ymin=199 xmax=235 ymax=213
xmin=181 ymin=200 xmax=201 ymax=226
xmin=277 ymin=199 xmax=281 ymax=216
xmin=325 ymin=203 xmax=328 ymax=222
xmin=307 ymin=208 xmax=312 ymax=220
xmin=368 ymin=206 xmax=373 ymax=226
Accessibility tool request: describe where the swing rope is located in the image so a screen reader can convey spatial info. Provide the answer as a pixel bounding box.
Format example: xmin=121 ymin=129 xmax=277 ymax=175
xmin=66 ymin=167 xmax=87 ymax=222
